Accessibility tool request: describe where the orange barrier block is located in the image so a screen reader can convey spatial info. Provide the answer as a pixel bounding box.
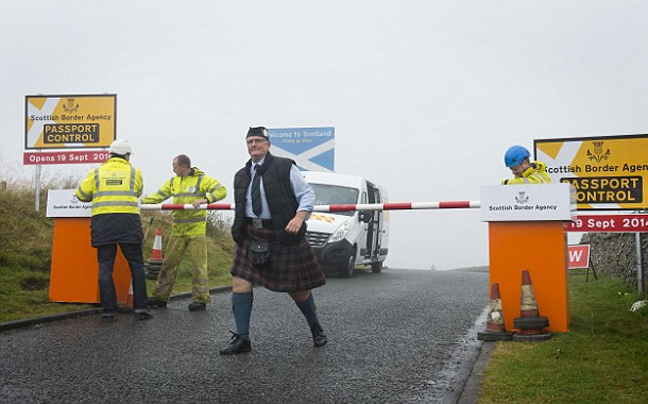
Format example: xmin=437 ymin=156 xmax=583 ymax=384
xmin=488 ymin=221 xmax=570 ymax=332
xmin=49 ymin=218 xmax=132 ymax=304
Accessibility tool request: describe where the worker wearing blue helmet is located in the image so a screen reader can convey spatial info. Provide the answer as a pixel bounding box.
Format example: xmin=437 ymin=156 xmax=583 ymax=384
xmin=502 ymin=145 xmax=551 ymax=185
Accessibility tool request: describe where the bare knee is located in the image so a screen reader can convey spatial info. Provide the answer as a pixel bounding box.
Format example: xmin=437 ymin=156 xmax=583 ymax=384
xmin=232 ymin=276 xmax=253 ymax=293
xmin=288 ymin=290 xmax=311 ymax=303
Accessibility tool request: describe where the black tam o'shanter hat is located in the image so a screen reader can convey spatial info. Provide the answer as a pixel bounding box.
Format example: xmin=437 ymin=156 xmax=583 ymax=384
xmin=246 ymin=126 xmax=269 ymax=140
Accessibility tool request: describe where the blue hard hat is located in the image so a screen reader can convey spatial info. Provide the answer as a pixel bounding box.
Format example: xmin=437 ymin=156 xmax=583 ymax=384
xmin=504 ymin=145 xmax=530 ymax=167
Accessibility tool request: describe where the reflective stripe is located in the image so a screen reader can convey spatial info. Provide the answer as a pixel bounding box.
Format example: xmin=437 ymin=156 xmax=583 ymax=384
xmin=206 ymin=184 xmax=225 ymax=201
xmin=95 ymin=190 xmax=140 ymax=197
xmin=94 ymin=201 xmax=140 ymax=207
xmin=208 ymin=184 xmax=224 ymax=192
xmin=174 ymin=217 xmax=206 ymax=224
xmin=129 ymin=166 xmax=136 ymax=192
xmin=195 ymin=278 xmax=209 ymax=286
xmin=93 ymin=168 xmax=100 ymax=190
xmin=156 ymin=190 xmax=171 ymax=199
xmin=76 ymin=186 xmax=91 ymax=200
xmin=195 ymin=175 xmax=204 ymax=191
xmin=174 ymin=192 xmax=202 ymax=197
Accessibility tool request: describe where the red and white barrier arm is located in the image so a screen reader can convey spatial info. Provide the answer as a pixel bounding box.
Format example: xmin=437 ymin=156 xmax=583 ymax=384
xmin=316 ymin=201 xmax=480 ymax=212
xmin=140 ymin=203 xmax=235 ymax=210
xmin=139 ymin=201 xmax=480 ymax=211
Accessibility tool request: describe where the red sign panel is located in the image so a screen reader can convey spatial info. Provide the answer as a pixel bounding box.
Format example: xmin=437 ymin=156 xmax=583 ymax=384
xmin=564 ymin=214 xmax=648 ymax=232
xmin=568 ymin=245 xmax=591 ymax=269
xmin=23 ymin=150 xmax=109 ymax=165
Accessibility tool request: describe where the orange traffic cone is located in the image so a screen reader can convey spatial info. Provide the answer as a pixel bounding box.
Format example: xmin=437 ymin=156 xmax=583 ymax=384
xmin=125 ymin=281 xmax=134 ymax=308
xmin=117 ymin=279 xmax=136 ymax=313
xmin=478 ymin=283 xmax=514 ymax=341
xmin=513 ymin=270 xmax=551 ymax=341
xmin=150 ymin=227 xmax=163 ymax=262
xmin=145 ymin=227 xmax=164 ymax=280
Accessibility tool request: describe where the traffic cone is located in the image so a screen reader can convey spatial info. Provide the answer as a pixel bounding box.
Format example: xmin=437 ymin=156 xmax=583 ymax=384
xmin=117 ymin=280 xmax=135 ymax=313
xmin=145 ymin=227 xmax=164 ymax=280
xmin=150 ymin=227 xmax=163 ymax=262
xmin=513 ymin=270 xmax=551 ymax=341
xmin=478 ymin=283 xmax=514 ymax=341
xmin=125 ymin=281 xmax=134 ymax=308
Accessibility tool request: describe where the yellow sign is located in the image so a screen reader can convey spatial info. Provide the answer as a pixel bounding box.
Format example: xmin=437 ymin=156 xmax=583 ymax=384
xmin=25 ymin=94 xmax=116 ymax=149
xmin=535 ymin=134 xmax=648 ymax=210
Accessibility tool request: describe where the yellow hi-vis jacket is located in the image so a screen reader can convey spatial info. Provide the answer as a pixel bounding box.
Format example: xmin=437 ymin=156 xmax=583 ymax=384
xmin=502 ymin=161 xmax=552 ymax=185
xmin=75 ymin=157 xmax=143 ymax=216
xmin=141 ymin=167 xmax=227 ymax=237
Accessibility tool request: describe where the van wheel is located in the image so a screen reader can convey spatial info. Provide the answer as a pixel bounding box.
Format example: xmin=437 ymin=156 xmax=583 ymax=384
xmin=340 ymin=253 xmax=355 ymax=278
xmin=371 ymin=261 xmax=383 ymax=273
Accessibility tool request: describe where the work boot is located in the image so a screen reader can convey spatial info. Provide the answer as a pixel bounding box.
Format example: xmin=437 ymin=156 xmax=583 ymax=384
xmin=147 ymin=298 xmax=167 ymax=308
xmin=220 ymin=332 xmax=252 ymax=355
xmin=311 ymin=323 xmax=327 ymax=347
xmin=101 ymin=312 xmax=115 ymax=322
xmin=134 ymin=311 xmax=154 ymax=321
xmin=188 ymin=302 xmax=206 ymax=312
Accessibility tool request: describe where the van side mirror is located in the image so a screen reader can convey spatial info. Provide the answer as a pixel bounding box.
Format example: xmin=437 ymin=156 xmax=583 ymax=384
xmin=359 ymin=211 xmax=372 ymax=223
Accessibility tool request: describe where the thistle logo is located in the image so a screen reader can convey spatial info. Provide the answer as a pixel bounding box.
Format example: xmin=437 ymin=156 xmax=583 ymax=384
xmin=515 ymin=191 xmax=529 ymax=205
xmin=62 ymin=98 xmax=79 ymax=113
xmin=586 ymin=141 xmax=611 ymax=163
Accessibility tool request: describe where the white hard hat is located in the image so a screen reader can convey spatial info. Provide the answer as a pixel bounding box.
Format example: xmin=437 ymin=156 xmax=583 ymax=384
xmin=109 ymin=139 xmax=133 ymax=155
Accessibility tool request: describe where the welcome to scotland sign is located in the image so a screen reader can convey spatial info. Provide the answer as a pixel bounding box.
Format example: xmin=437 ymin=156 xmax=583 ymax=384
xmin=480 ymin=183 xmax=576 ymax=222
xmin=268 ymin=127 xmax=335 ymax=172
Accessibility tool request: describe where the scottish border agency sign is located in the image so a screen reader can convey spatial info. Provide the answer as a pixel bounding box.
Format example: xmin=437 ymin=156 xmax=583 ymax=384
xmin=46 ymin=189 xmax=92 ymax=218
xmin=25 ymin=94 xmax=116 ymax=150
xmin=535 ymin=134 xmax=648 ymax=210
xmin=268 ymin=127 xmax=335 ymax=172
xmin=480 ymin=183 xmax=576 ymax=222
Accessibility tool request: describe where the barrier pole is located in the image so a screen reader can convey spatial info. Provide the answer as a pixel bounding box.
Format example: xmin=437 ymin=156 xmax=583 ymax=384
xmin=140 ymin=201 xmax=481 ymax=212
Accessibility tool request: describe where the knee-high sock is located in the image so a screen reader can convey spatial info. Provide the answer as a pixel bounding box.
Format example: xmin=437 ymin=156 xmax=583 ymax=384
xmin=295 ymin=294 xmax=320 ymax=327
xmin=232 ymin=292 xmax=253 ymax=340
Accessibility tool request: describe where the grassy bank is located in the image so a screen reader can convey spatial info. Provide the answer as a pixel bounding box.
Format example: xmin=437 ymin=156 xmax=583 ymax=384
xmin=479 ymin=273 xmax=648 ymax=404
xmin=0 ymin=182 xmax=234 ymax=323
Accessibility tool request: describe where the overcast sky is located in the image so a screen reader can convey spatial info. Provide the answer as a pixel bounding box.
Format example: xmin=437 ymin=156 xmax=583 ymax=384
xmin=2 ymin=1 xmax=648 ymax=270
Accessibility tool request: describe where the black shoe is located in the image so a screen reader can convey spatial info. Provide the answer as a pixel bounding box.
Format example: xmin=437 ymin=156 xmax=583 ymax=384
xmin=220 ymin=332 xmax=252 ymax=355
xmin=134 ymin=311 xmax=154 ymax=320
xmin=147 ymin=298 xmax=167 ymax=308
xmin=188 ymin=302 xmax=206 ymax=312
xmin=311 ymin=323 xmax=327 ymax=347
xmin=101 ymin=313 xmax=115 ymax=322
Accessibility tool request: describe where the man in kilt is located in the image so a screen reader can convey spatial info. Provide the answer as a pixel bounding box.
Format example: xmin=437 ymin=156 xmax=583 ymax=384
xmin=220 ymin=126 xmax=327 ymax=355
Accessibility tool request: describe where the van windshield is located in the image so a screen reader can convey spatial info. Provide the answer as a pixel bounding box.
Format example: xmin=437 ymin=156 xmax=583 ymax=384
xmin=309 ymin=183 xmax=359 ymax=217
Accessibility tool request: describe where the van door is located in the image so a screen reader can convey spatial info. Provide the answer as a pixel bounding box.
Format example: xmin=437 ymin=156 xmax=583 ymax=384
xmin=358 ymin=189 xmax=369 ymax=259
xmin=364 ymin=181 xmax=382 ymax=261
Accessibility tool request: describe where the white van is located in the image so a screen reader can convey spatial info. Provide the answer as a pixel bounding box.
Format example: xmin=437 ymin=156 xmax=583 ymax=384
xmin=302 ymin=171 xmax=389 ymax=277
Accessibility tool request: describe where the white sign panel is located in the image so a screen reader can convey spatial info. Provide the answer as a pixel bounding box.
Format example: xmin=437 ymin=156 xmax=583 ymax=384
xmin=47 ymin=189 xmax=92 ymax=218
xmin=480 ymin=183 xmax=576 ymax=222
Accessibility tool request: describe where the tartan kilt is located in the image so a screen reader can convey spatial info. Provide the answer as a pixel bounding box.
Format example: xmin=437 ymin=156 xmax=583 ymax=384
xmin=231 ymin=224 xmax=326 ymax=292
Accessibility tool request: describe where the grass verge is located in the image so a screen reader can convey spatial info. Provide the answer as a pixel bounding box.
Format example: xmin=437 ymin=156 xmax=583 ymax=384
xmin=478 ymin=273 xmax=648 ymax=404
xmin=0 ymin=183 xmax=234 ymax=323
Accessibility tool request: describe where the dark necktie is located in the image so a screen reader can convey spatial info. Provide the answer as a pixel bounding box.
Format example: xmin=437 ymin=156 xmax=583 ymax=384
xmin=251 ymin=164 xmax=262 ymax=216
